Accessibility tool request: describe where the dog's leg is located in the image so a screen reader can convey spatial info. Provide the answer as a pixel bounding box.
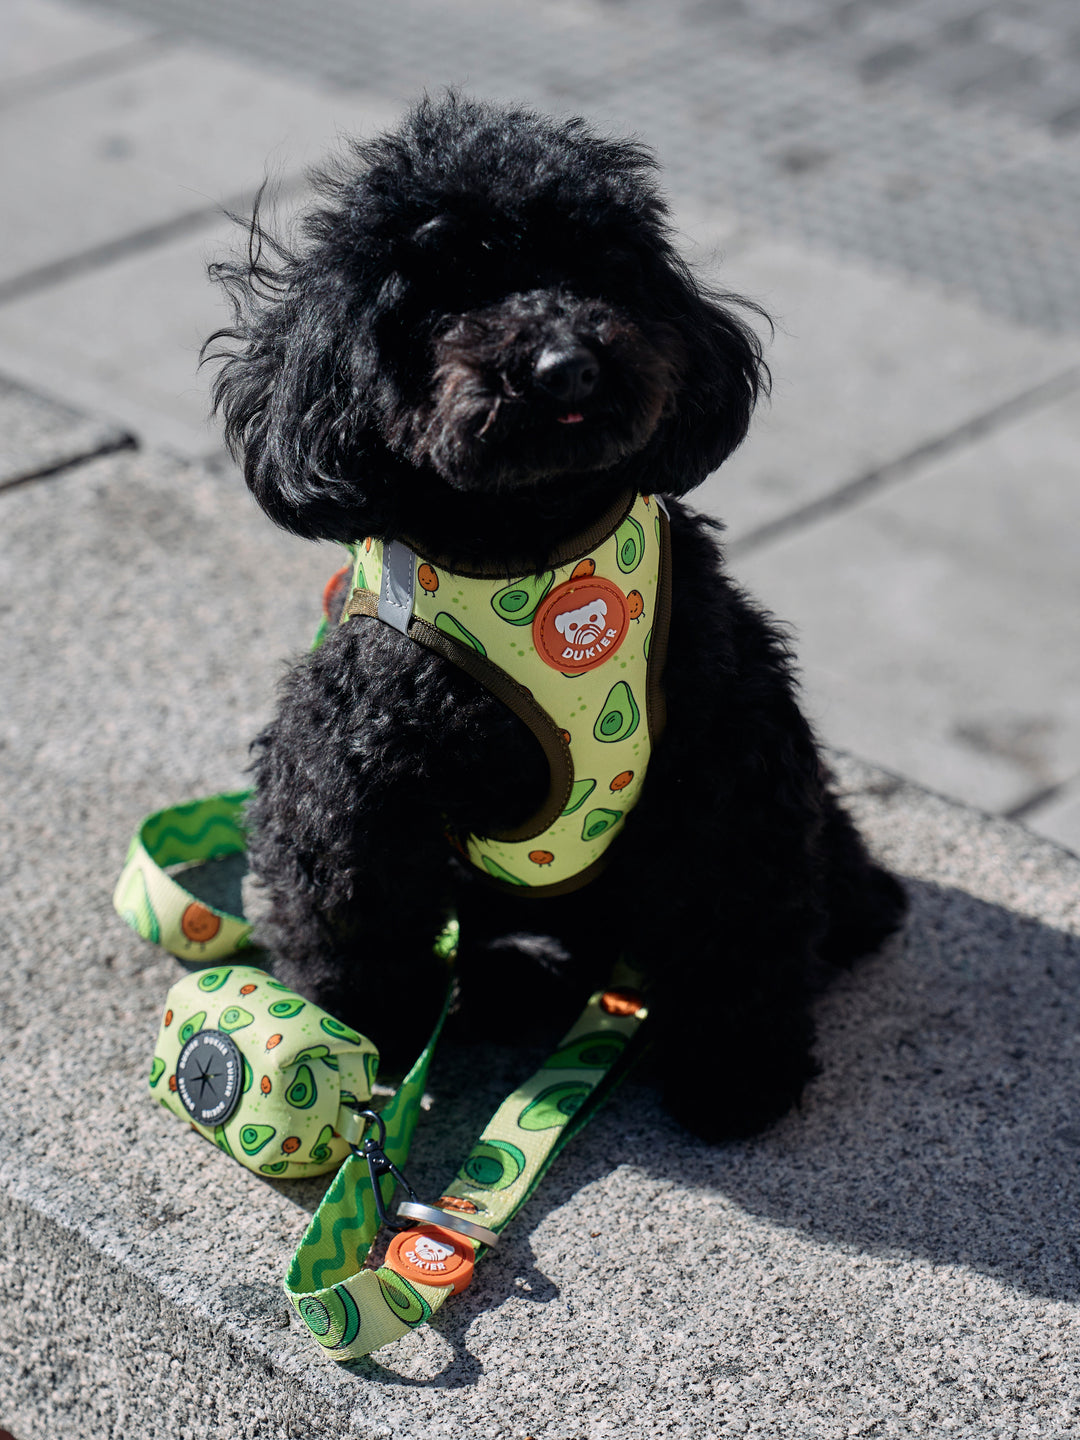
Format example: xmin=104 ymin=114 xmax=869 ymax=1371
xmin=609 ymin=503 xmax=901 ymax=1140
xmin=244 ymin=624 xmax=482 ymax=1061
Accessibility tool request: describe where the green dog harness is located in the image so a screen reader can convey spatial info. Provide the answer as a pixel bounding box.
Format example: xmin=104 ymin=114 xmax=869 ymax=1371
xmin=343 ymin=489 xmax=672 ymax=895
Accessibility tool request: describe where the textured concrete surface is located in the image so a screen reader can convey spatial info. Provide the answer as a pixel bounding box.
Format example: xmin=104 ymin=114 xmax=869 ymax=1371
xmin=2 ymin=0 xmax=1077 ymax=837
xmin=73 ymin=0 xmax=1080 ymax=332
xmin=0 ymin=370 xmax=131 ymax=486
xmin=2 ymin=427 xmax=1080 ymax=1439
xmin=737 ymin=386 xmax=1080 ymax=816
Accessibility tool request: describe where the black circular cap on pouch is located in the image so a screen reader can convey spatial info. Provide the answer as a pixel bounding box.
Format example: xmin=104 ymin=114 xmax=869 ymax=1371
xmin=175 ymin=1029 xmax=244 ymax=1127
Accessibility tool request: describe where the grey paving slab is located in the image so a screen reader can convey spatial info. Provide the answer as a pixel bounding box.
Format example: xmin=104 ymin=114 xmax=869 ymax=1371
xmin=1021 ymin=776 xmax=1080 ymax=856
xmin=0 ymin=0 xmax=151 ymax=92
xmin=0 ymin=369 xmax=131 ymax=486
xmin=683 ymin=231 xmax=1080 ymax=543
xmin=0 ymin=42 xmax=398 ymax=291
xmin=3 ymin=447 xmax=1080 ymax=1438
xmin=735 ymin=385 xmax=1080 ymax=817
xmin=0 ymin=210 xmax=277 ymax=459
xmin=72 ymin=0 xmax=1080 ymax=333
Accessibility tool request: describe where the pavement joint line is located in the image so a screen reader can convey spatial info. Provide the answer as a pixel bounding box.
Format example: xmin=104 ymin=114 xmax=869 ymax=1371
xmin=1004 ymin=778 xmax=1079 ymax=824
xmin=729 ymin=362 xmax=1080 ymax=559
xmin=0 ymin=32 xmax=173 ymax=113
xmin=0 ymin=174 xmax=309 ymax=308
xmin=0 ymin=433 xmax=138 ymax=496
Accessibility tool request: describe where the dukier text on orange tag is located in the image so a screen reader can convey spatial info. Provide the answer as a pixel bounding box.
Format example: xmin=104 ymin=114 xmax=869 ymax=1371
xmin=533 ymin=577 xmax=630 ymax=675
xmin=384 ymin=1225 xmax=475 ymax=1294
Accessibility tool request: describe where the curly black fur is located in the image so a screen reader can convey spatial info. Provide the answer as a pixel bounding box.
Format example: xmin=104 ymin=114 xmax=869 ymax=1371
xmin=206 ymin=94 xmax=905 ymax=1140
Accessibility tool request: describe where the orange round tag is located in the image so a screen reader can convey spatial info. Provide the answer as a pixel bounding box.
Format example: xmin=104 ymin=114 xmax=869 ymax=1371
xmin=384 ymin=1225 xmax=475 ymax=1294
xmin=533 ymin=577 xmax=630 ymax=674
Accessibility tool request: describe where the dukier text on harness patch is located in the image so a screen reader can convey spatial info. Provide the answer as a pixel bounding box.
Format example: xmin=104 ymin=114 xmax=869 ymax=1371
xmin=533 ymin=577 xmax=631 ymax=675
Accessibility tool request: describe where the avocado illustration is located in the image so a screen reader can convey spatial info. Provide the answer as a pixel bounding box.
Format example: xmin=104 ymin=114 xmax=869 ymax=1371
xmin=213 ymin=1125 xmax=234 ymax=1158
xmin=320 ymin=1016 xmax=363 ymax=1044
xmin=268 ymin=998 xmax=305 ymax=1020
xmin=581 ymin=807 xmax=622 ymax=842
xmin=644 ymin=626 xmax=652 ymax=661
xmin=285 ymin=1064 xmax=317 ymax=1110
xmin=561 ymin=778 xmax=596 ymax=815
xmin=594 ymin=681 xmax=640 ymax=742
xmin=545 ymin=1031 xmax=628 ymax=1070
xmin=239 ymin=1123 xmax=276 ymax=1155
xmin=480 ymin=854 xmax=527 ymax=886
xmin=148 ymin=1056 xmax=165 ymax=1088
xmin=460 ymin=1138 xmax=527 ymax=1191
xmin=178 ymin=1011 xmax=207 ymax=1045
xmin=116 ymin=863 xmax=159 ymax=944
xmin=517 ymin=1081 xmax=591 ymax=1131
xmin=219 ymin=1005 xmax=254 ymax=1032
xmin=260 ymin=1160 xmax=289 ymax=1175
xmin=614 ymin=515 xmax=645 ymax=573
xmin=293 ymin=1044 xmax=337 ymax=1069
xmin=490 ymin=571 xmax=554 ymax=625
xmin=308 ymin=1123 xmax=336 ymax=1165
xmin=196 ymin=968 xmax=232 ymax=992
xmin=378 ymin=1272 xmax=433 ymax=1326
xmin=242 ymin=1055 xmax=253 ymax=1093
xmin=434 ymin=611 xmax=487 ymax=655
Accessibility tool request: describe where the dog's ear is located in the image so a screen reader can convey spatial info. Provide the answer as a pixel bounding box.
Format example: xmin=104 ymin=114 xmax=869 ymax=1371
xmin=203 ymin=200 xmax=402 ymax=543
xmin=644 ymin=257 xmax=770 ymax=496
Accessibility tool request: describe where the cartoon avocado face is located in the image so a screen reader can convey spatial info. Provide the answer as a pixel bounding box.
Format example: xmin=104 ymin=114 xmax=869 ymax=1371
xmin=517 ymin=1081 xmax=590 ymax=1130
xmin=491 ymin=571 xmax=554 ymax=625
xmin=285 ymin=1064 xmax=317 ymax=1109
xmin=561 ymin=778 xmax=596 ymax=815
xmin=219 ymin=1005 xmax=254 ymax=1032
xmin=460 ymin=1138 xmax=526 ymax=1190
xmin=581 ymin=807 xmax=622 ymax=842
xmin=434 ymin=612 xmax=487 ymax=655
xmin=239 ymin=1123 xmax=276 ymax=1155
xmin=594 ymin=681 xmax=640 ymax=742
xmin=614 ymin=515 xmax=645 ymax=573
xmin=268 ymin=998 xmax=305 ymax=1020
xmin=545 ymin=1031 xmax=628 ymax=1069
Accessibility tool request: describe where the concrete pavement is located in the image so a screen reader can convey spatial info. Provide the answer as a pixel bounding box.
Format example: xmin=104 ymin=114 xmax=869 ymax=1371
xmin=2 ymin=0 xmax=1080 ymax=1434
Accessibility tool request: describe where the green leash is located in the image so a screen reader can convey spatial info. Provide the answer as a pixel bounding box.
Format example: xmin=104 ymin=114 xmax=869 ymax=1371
xmin=116 ymin=792 xmax=647 ymax=1359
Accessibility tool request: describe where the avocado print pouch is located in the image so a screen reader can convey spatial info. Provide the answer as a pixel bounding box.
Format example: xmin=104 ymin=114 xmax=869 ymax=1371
xmin=150 ymin=965 xmax=378 ymax=1178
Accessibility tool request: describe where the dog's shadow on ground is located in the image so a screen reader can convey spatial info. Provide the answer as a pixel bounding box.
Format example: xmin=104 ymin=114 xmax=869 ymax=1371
xmin=402 ymin=875 xmax=1080 ymax=1351
xmin=214 ymin=875 xmax=1080 ymax=1386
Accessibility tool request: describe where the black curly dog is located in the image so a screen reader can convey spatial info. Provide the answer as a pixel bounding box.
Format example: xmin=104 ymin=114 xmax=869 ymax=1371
xmin=206 ymin=95 xmax=905 ymax=1141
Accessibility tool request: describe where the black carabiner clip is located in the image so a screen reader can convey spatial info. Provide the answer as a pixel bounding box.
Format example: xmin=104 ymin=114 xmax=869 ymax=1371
xmin=347 ymin=1108 xmax=419 ymax=1232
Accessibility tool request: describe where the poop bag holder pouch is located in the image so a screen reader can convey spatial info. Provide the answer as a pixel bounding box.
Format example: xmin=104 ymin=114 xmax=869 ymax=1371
xmin=151 ymin=964 xmax=378 ymax=1178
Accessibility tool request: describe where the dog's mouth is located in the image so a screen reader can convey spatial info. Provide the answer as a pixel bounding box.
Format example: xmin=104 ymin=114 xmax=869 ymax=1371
xmin=557 ymin=411 xmax=585 ymax=425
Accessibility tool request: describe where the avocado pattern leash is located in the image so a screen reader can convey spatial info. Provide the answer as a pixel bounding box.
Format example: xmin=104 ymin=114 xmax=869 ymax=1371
xmin=285 ymin=981 xmax=646 ymax=1359
xmin=115 ymin=788 xmax=647 ymax=1359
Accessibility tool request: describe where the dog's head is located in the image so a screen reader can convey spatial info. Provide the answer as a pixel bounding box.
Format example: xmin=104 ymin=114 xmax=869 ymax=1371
xmin=207 ymin=95 xmax=767 ymax=557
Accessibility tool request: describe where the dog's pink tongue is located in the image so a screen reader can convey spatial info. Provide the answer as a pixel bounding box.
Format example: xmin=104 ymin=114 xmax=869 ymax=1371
xmin=557 ymin=412 xmax=585 ymax=424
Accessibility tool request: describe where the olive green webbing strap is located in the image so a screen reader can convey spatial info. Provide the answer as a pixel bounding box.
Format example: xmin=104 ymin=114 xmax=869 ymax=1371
xmin=286 ymin=984 xmax=648 ymax=1360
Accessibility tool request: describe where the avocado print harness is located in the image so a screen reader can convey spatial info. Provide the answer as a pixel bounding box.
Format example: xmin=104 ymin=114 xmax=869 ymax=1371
xmin=343 ymin=490 xmax=672 ymax=895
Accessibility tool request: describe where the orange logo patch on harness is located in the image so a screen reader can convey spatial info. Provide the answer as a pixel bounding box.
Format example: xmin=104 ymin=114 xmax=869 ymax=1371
xmin=533 ymin=577 xmax=630 ymax=675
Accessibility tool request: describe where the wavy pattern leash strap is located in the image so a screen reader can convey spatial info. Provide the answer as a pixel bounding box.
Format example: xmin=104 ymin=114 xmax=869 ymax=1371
xmin=287 ymin=984 xmax=648 ymax=1360
xmin=113 ymin=791 xmax=255 ymax=962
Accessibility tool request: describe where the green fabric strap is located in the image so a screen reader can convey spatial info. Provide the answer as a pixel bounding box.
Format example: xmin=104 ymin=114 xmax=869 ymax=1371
xmin=114 ymin=793 xmax=647 ymax=1360
xmin=285 ymin=982 xmax=647 ymax=1360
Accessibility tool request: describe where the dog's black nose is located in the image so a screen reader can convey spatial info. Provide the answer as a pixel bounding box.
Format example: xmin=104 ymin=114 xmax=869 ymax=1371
xmin=534 ymin=346 xmax=600 ymax=404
